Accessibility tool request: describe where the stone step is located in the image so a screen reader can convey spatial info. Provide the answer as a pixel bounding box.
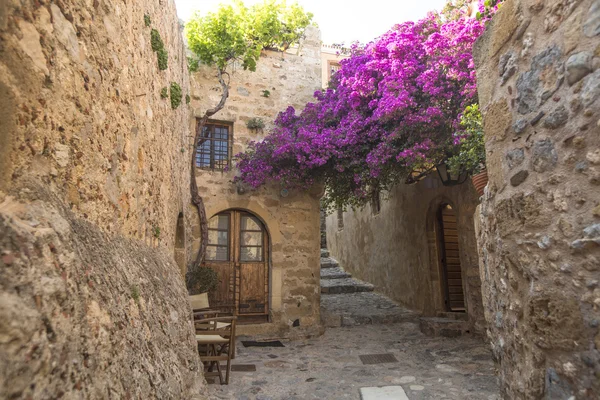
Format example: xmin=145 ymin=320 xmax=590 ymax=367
xmin=320 ymin=266 xmax=352 ymax=280
xmin=436 ymin=311 xmax=468 ymax=321
xmin=320 ymin=257 xmax=339 ymax=269
xmin=320 ymin=248 xmax=330 ymax=258
xmin=320 ymin=292 xmax=420 ymax=327
xmin=419 ymin=317 xmax=470 ymax=338
xmin=321 ymin=277 xmax=374 ymax=294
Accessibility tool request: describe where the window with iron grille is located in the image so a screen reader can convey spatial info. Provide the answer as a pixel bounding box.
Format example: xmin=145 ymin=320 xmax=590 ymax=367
xmin=195 ymin=120 xmax=233 ymax=170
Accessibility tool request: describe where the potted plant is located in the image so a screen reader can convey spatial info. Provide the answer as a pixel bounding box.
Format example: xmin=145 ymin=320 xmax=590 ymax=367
xmin=187 ymin=266 xmax=220 ymax=295
xmin=446 ymin=104 xmax=488 ymax=196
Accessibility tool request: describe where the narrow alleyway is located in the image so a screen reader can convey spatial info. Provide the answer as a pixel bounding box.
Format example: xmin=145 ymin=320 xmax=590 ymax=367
xmin=207 ymin=253 xmax=500 ymax=399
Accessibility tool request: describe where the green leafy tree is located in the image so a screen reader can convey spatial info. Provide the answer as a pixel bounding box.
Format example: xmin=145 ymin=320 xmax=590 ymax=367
xmin=447 ymin=104 xmax=486 ymax=175
xmin=184 ymin=1 xmax=313 ymax=292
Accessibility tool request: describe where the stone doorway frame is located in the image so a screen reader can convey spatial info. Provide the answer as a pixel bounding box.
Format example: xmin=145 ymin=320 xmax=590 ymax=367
xmin=425 ymin=196 xmax=468 ymax=315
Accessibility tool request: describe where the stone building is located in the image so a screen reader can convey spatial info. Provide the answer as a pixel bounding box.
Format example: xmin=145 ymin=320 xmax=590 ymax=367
xmin=474 ymin=0 xmax=600 ymax=397
xmin=0 ymin=0 xmax=207 ymax=398
xmin=186 ymin=27 xmax=324 ymax=338
xmin=325 ymin=175 xmax=486 ymax=334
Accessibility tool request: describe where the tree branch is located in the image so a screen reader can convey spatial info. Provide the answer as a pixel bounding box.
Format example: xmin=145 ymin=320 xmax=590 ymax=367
xmin=186 ymin=66 xmax=230 ymax=294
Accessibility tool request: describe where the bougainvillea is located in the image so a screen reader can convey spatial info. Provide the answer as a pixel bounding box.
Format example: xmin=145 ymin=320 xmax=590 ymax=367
xmin=236 ymin=3 xmax=496 ymax=211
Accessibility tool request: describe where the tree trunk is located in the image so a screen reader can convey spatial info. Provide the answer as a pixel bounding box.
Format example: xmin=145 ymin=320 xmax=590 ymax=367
xmin=186 ymin=68 xmax=229 ymax=293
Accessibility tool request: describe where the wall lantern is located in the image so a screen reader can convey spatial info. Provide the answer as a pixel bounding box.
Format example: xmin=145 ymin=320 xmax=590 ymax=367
xmin=436 ymin=162 xmax=468 ymax=186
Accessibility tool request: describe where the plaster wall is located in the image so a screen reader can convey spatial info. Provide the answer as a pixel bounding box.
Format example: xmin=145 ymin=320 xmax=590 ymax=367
xmin=474 ymin=0 xmax=600 ymax=397
xmin=326 ymin=175 xmax=486 ymax=333
xmin=188 ymin=26 xmax=323 ymax=338
xmin=0 ymin=0 xmax=205 ymax=398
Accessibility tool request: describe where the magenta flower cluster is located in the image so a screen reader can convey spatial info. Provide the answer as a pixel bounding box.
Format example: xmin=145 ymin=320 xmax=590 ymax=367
xmin=235 ymin=10 xmax=490 ymax=208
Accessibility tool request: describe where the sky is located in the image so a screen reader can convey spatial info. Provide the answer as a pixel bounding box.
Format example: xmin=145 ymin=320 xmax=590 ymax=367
xmin=174 ymin=0 xmax=450 ymax=44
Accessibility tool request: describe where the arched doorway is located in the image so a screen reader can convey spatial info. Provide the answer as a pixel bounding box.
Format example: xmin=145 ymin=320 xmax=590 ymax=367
xmin=204 ymin=209 xmax=270 ymax=323
xmin=437 ymin=204 xmax=465 ymax=312
xmin=174 ymin=212 xmax=186 ymax=277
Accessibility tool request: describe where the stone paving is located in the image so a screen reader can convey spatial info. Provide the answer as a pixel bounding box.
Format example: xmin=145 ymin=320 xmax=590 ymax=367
xmin=321 ymin=292 xmax=419 ymax=327
xmin=207 ymin=322 xmax=500 ymax=400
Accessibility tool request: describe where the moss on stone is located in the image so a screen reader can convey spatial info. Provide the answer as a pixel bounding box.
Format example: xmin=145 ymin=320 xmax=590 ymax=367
xmin=185 ymin=94 xmax=190 ymax=104
xmin=160 ymin=87 xmax=168 ymax=99
xmin=144 ymin=14 xmax=151 ymax=27
xmin=157 ymin=48 xmax=168 ymax=70
xmin=150 ymin=28 xmax=163 ymax=52
xmin=170 ymin=82 xmax=182 ymax=109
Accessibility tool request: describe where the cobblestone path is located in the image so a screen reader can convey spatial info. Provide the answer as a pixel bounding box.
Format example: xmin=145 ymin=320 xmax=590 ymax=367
xmin=208 ymin=322 xmax=500 ymax=399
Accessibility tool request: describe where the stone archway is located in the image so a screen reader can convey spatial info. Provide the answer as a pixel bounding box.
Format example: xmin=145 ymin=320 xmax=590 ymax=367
xmin=203 ymin=208 xmax=271 ymax=324
xmin=425 ymin=194 xmax=485 ymax=332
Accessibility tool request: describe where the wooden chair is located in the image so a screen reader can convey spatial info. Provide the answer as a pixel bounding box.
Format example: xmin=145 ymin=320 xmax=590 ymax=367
xmin=195 ymin=316 xmax=237 ymax=385
xmin=189 ymin=293 xmax=236 ymax=360
xmin=189 ymin=293 xmax=231 ymax=330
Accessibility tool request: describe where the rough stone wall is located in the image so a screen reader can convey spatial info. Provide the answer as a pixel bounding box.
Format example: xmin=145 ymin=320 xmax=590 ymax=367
xmin=474 ymin=0 xmax=600 ymax=397
xmin=0 ymin=0 xmax=205 ymax=398
xmin=326 ymin=175 xmax=485 ymax=333
xmin=189 ymin=27 xmax=323 ymax=338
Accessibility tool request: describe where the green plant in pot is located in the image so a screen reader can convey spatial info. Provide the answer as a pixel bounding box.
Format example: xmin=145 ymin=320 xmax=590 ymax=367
xmin=446 ymin=104 xmax=488 ymax=196
xmin=187 ymin=266 xmax=220 ymax=294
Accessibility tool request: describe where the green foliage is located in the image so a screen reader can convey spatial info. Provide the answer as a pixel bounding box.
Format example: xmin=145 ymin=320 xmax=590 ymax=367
xmin=187 ymin=266 xmax=220 ymax=294
xmin=160 ymin=87 xmax=168 ymax=98
xmin=150 ymin=28 xmax=164 ymax=51
xmin=185 ymin=0 xmax=314 ymax=72
xmin=170 ymin=82 xmax=182 ymax=109
xmin=153 ymin=225 xmax=161 ymax=238
xmin=246 ymin=117 xmax=265 ymax=130
xmin=157 ymin=48 xmax=168 ymax=70
xmin=186 ymin=94 xmax=191 ymax=104
xmin=187 ymin=56 xmax=200 ymax=72
xmin=447 ymin=104 xmax=486 ymax=175
xmin=150 ymin=28 xmax=168 ymax=70
xmin=440 ymin=0 xmax=469 ymax=21
xmin=261 ymin=89 xmax=270 ymax=98
xmin=144 ymin=14 xmax=151 ymax=27
xmin=246 ymin=1 xmax=315 ymax=51
xmin=477 ymin=0 xmax=504 ymax=20
xmin=130 ymin=285 xmax=140 ymax=302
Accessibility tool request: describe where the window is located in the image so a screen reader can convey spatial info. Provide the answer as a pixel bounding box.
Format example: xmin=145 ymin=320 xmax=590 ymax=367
xmin=206 ymin=213 xmax=230 ymax=261
xmin=328 ymin=61 xmax=341 ymax=82
xmin=239 ymin=215 xmax=264 ymax=262
xmin=371 ymin=190 xmax=381 ymax=215
xmin=196 ymin=121 xmax=233 ymax=170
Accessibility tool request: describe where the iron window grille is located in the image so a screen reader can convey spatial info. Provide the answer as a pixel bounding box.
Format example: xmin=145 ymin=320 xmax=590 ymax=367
xmin=196 ymin=120 xmax=233 ymax=171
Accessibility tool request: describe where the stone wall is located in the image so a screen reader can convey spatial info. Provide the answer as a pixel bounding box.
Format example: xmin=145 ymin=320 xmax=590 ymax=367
xmin=326 ymin=175 xmax=486 ymax=334
xmin=474 ymin=0 xmax=600 ymax=397
xmin=188 ymin=26 xmax=323 ymax=338
xmin=0 ymin=0 xmax=205 ymax=398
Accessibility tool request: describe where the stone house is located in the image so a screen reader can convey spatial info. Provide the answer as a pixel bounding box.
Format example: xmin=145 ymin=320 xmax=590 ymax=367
xmin=186 ymin=27 xmax=324 ymax=338
xmin=325 ymin=174 xmax=486 ymax=334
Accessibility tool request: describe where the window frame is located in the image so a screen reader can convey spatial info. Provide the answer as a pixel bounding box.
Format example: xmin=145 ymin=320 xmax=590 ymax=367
xmin=195 ymin=119 xmax=234 ymax=171
xmin=327 ymin=60 xmax=342 ymax=82
xmin=206 ymin=213 xmax=231 ymax=262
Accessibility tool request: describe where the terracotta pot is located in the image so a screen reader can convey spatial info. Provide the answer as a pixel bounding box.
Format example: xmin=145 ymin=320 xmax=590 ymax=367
xmin=472 ymin=170 xmax=488 ymax=196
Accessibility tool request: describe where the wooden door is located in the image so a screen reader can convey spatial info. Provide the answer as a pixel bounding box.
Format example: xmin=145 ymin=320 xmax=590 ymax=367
xmin=438 ymin=204 xmax=465 ymax=311
xmin=203 ymin=210 xmax=269 ymax=321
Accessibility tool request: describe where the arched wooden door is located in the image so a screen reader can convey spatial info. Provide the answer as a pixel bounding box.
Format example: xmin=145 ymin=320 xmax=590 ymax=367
xmin=203 ymin=210 xmax=269 ymax=323
xmin=437 ymin=204 xmax=465 ymax=312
